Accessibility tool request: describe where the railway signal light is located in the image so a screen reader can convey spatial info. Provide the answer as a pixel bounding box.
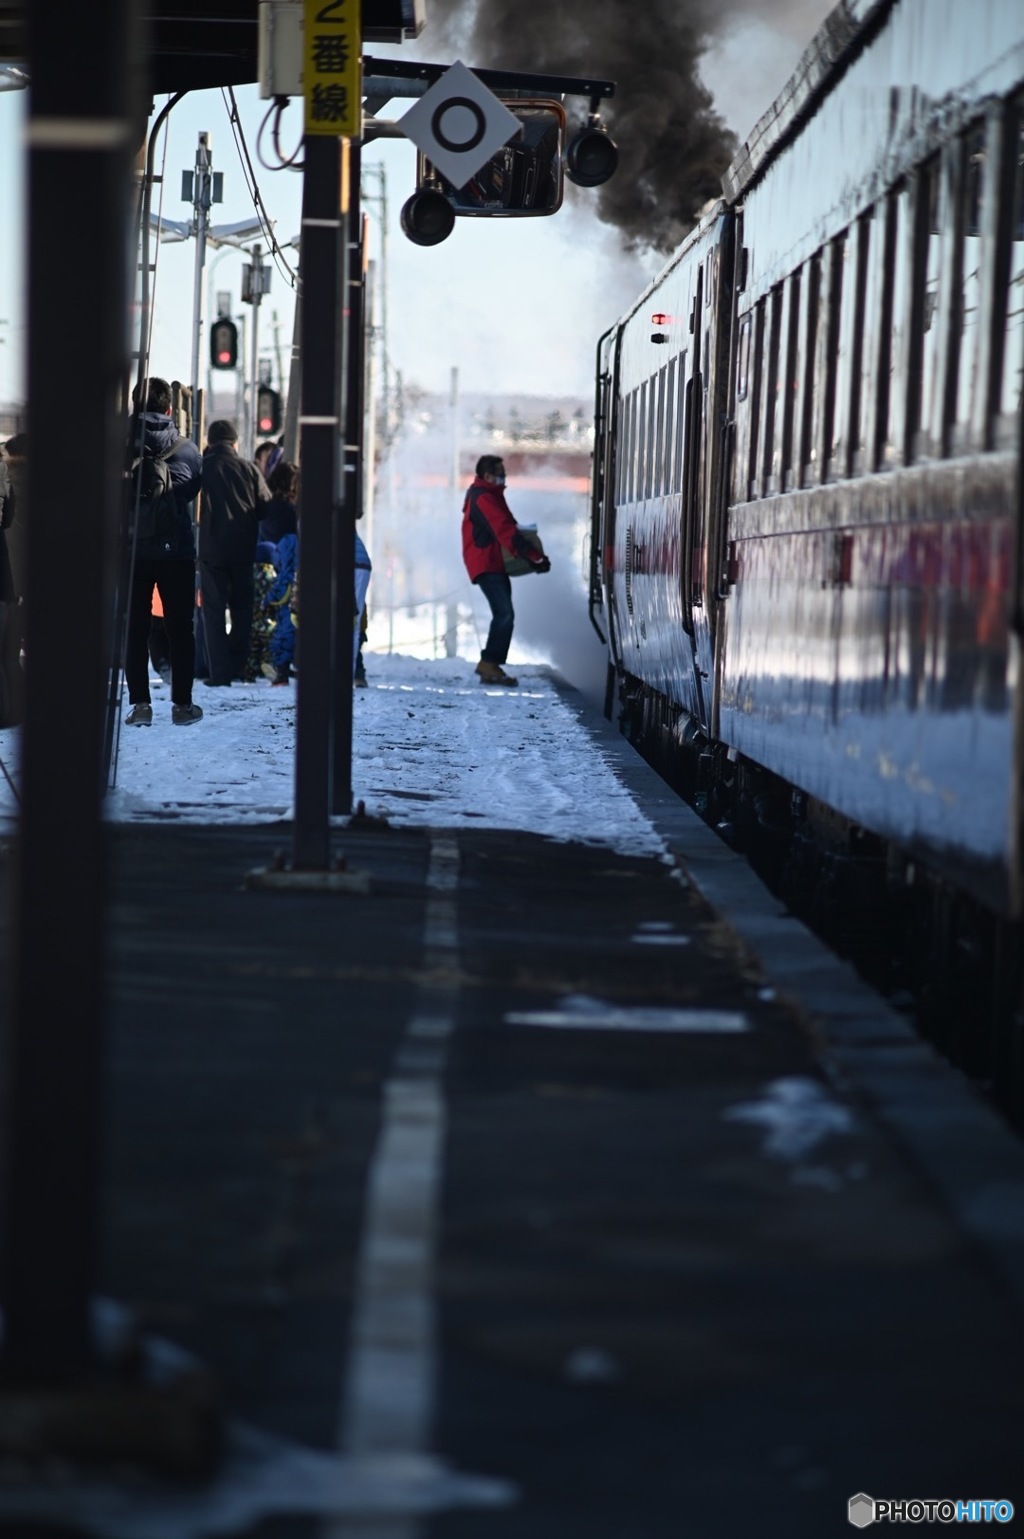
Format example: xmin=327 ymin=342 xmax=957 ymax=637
xmin=256 ymin=384 xmax=282 ymax=435
xmin=210 ymin=317 xmax=238 ymax=370
xmin=565 ymin=118 xmax=618 ymax=188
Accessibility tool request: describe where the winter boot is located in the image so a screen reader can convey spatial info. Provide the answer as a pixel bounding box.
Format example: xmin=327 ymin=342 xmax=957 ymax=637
xmin=476 ymin=660 xmax=518 ymax=687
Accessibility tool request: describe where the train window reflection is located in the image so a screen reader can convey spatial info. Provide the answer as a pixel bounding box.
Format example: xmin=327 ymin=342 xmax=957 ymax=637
xmin=747 ymin=302 xmax=765 ymax=500
xmin=781 ymin=270 xmax=800 ymax=489
xmin=915 ymin=155 xmax=945 ymax=458
xmin=761 ymin=286 xmax=782 ymax=494
xmin=954 ymin=122 xmax=986 ymax=437
xmin=644 ymin=372 xmax=657 ymax=499
xmin=882 ymin=186 xmax=911 ymax=467
xmin=799 ymin=253 xmax=820 ymax=485
xmin=736 ymin=315 xmax=751 ymax=402
xmin=999 ymin=108 xmax=1024 ymax=426
xmin=674 ymin=351 xmax=687 ymax=494
xmin=664 ymin=356 xmax=678 ymax=493
xmin=636 ymin=381 xmax=647 ymax=502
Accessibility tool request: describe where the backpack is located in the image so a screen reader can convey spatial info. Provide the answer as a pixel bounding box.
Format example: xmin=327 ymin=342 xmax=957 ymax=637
xmin=127 ymin=439 xmax=186 ymax=545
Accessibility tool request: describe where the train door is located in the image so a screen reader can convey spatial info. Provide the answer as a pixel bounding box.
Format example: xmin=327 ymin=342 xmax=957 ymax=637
xmin=680 ymin=263 xmax=711 ymax=731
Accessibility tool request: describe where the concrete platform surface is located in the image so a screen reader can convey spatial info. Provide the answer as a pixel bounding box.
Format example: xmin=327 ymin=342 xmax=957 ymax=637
xmin=0 ymin=679 xmax=1021 ymax=1537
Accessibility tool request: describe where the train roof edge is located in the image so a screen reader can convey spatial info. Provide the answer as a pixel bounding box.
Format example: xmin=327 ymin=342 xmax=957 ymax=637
xmin=721 ymin=0 xmax=894 ymax=202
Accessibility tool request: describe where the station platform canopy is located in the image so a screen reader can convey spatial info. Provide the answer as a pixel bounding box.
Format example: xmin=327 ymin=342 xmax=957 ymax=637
xmin=0 ymin=0 xmax=424 ymax=94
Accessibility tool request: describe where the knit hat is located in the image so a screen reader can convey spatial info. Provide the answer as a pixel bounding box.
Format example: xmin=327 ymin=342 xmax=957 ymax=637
xmin=208 ymin=419 xmax=238 ymax=444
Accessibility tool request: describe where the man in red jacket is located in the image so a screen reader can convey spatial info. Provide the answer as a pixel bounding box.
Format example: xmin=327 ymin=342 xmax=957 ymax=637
xmin=461 ymin=454 xmax=550 ymax=686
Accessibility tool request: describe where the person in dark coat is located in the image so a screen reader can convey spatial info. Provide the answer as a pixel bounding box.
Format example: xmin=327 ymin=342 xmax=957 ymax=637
xmin=258 ymin=459 xmax=298 ymax=546
xmin=199 ymin=420 xmax=271 ymax=687
xmin=124 ymin=378 xmax=204 ymax=725
xmin=461 ymin=454 xmax=550 ymax=687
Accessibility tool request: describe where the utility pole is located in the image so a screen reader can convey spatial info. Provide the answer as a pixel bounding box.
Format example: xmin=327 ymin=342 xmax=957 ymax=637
xmin=3 ymin=0 xmax=133 ymax=1389
xmin=242 ymin=244 xmax=270 ymax=455
xmin=293 ymin=130 xmax=343 ymax=869
xmin=363 ymin=258 xmax=378 ymax=554
xmin=185 ymin=132 xmax=222 ymax=446
xmin=235 ymin=310 xmax=248 ymax=444
xmin=332 ymin=147 xmax=363 ymax=816
xmin=271 ymin=308 xmax=286 ymax=396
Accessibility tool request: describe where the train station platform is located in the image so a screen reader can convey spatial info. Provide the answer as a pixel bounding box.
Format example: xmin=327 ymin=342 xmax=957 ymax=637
xmin=0 ymin=659 xmax=1023 ymax=1536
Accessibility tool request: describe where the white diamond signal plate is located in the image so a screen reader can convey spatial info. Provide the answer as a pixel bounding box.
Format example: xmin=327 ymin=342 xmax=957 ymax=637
xmin=398 ymin=60 xmax=522 ymax=189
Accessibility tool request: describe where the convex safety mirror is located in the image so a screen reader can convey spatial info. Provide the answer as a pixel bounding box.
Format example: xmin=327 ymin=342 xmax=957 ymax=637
xmin=421 ymin=100 xmax=567 ymax=217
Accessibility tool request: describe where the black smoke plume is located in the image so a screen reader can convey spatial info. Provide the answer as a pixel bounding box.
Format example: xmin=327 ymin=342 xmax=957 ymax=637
xmin=424 ymin=0 xmax=830 ymax=254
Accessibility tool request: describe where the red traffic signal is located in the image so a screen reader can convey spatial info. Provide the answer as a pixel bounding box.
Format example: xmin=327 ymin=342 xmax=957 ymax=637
xmin=256 ymin=385 xmax=282 ymax=435
xmin=210 ymin=317 xmax=238 ymax=370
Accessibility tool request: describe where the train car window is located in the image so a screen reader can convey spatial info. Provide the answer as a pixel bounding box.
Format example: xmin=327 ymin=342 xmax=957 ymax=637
xmin=747 ymin=302 xmax=765 ymax=500
xmin=736 ymin=315 xmax=752 ymax=402
xmin=997 ymin=101 xmax=1024 ymax=435
xmin=798 ymin=254 xmax=820 ymax=486
xmin=856 ymin=208 xmax=886 ymax=474
xmin=952 ymin=122 xmax=987 ymax=443
xmin=636 ymin=380 xmax=647 ymax=503
xmin=655 ymin=363 xmax=668 ymax=497
xmin=625 ymin=388 xmax=637 ymax=505
xmin=674 ymin=351 xmax=688 ymax=494
xmin=829 ymin=220 xmax=869 ymax=480
xmin=780 ymin=271 xmax=801 ymax=490
xmin=644 ymin=373 xmax=658 ymax=500
xmin=913 ymin=154 xmax=946 ymax=459
xmin=761 ymin=287 xmax=782 ymax=494
xmin=664 ymin=356 xmax=678 ymax=493
xmin=814 ymin=236 xmax=843 ymax=482
xmin=880 ymin=185 xmax=912 ymax=468
xmin=617 ymin=390 xmax=626 ymax=503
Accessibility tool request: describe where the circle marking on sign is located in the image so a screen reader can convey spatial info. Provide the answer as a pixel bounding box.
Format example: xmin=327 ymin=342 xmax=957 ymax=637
xmin=431 ymin=98 xmax=487 ymax=155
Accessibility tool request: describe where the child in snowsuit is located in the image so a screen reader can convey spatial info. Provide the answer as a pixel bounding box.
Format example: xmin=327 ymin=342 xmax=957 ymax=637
xmin=263 ymin=531 xmax=297 ymax=685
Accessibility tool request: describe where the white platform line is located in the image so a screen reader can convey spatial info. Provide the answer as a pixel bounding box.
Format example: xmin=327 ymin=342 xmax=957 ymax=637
xmin=323 ymin=837 xmax=461 ymax=1539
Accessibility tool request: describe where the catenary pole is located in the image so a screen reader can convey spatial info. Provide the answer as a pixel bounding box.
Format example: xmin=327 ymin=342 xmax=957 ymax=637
xmin=332 ymin=140 xmax=362 ymax=816
xmin=189 ymin=132 xmax=213 ymax=445
xmin=293 ymin=131 xmax=343 ymax=868
xmin=2 ymin=0 xmax=137 ymax=1384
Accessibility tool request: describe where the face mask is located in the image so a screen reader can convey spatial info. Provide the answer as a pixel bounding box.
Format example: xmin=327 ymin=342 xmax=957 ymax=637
xmin=494 ymin=474 xmax=506 ymax=487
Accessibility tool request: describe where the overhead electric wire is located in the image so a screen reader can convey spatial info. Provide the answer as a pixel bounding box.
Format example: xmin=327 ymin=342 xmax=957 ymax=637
xmin=222 ymin=87 xmax=298 ymax=288
xmin=257 ymin=95 xmax=304 ymax=172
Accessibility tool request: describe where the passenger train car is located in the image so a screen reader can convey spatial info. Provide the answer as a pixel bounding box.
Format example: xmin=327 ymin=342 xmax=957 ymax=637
xmin=589 ymin=0 xmax=1024 ymax=1097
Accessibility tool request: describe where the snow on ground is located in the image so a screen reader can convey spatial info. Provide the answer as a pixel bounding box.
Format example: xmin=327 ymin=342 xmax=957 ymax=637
xmin=0 ymin=652 xmax=666 ymax=858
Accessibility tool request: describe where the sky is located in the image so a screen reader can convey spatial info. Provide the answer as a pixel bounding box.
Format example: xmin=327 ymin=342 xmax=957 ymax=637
xmin=0 ymin=3 xmax=835 ymax=407
xmin=0 ymin=652 xmax=668 ymax=857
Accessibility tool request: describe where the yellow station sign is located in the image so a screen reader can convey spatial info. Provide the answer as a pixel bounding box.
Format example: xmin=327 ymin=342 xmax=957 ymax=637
xmin=304 ymin=0 xmax=361 ymax=137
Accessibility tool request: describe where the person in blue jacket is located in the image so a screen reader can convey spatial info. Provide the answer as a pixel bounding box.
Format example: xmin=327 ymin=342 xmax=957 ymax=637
xmin=354 ymin=527 xmax=372 ymax=683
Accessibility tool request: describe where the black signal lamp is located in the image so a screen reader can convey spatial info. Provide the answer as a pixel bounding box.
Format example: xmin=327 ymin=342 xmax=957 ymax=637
xmin=210 ymin=316 xmax=239 ymax=370
xmin=565 ymin=119 xmax=619 ymax=188
xmin=256 ymin=384 xmax=282 ymax=436
xmin=400 ymin=186 xmax=456 ymax=247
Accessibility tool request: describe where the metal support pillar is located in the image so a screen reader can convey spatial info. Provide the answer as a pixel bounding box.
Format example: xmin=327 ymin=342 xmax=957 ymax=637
xmin=188 ymin=132 xmax=213 ymax=446
xmin=293 ymin=133 xmax=342 ymax=869
xmin=2 ymin=0 xmax=137 ymax=1385
xmin=246 ymin=243 xmax=266 ymax=457
xmin=332 ymin=140 xmax=362 ymax=816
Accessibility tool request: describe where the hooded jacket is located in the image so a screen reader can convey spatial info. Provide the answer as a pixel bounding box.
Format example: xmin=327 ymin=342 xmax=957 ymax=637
xmin=200 ymin=442 xmax=272 ymax=565
xmin=128 ymin=411 xmax=203 ymax=562
xmin=461 ymin=476 xmax=543 ymax=582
